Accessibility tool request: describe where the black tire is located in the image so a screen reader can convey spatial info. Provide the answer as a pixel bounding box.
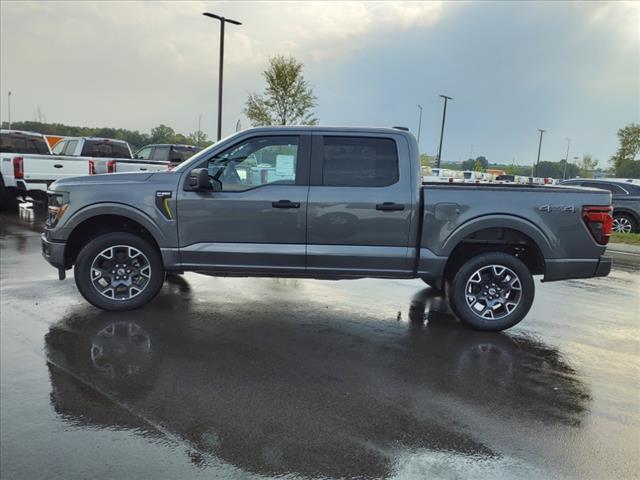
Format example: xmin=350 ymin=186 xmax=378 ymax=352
xmin=612 ymin=212 xmax=637 ymax=234
xmin=74 ymin=232 xmax=164 ymax=311
xmin=420 ymin=277 xmax=442 ymax=291
xmin=448 ymin=252 xmax=534 ymax=331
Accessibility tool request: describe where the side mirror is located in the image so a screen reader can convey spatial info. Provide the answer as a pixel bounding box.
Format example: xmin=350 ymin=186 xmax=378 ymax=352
xmin=188 ymin=168 xmax=212 ymax=190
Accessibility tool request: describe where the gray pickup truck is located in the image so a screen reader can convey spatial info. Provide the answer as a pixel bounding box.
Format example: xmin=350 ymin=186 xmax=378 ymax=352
xmin=42 ymin=126 xmax=613 ymax=331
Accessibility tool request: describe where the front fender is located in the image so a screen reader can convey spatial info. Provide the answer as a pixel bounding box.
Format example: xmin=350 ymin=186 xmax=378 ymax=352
xmin=60 ymin=202 xmax=169 ymax=247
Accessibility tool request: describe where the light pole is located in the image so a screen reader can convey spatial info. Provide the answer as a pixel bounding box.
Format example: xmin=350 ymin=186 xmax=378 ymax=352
xmin=202 ymin=12 xmax=242 ymax=141
xmin=7 ymin=91 xmax=11 ymax=129
xmin=562 ymin=138 xmax=571 ymax=180
xmin=436 ymin=94 xmax=452 ymax=168
xmin=417 ymin=104 xmax=423 ymax=146
xmin=532 ymin=128 xmax=545 ymax=177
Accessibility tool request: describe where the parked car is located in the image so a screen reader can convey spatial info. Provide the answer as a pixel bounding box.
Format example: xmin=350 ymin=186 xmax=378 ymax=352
xmin=51 ymin=136 xmax=172 ymax=174
xmin=1 ymin=129 xmax=52 ymax=206
xmin=134 ymin=144 xmax=201 ymax=167
xmin=42 ymin=126 xmax=612 ymax=331
xmin=560 ymin=178 xmax=640 ymax=233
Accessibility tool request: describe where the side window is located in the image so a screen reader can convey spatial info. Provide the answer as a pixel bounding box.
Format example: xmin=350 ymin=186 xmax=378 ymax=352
xmin=207 ymin=136 xmax=299 ymax=192
xmin=51 ymin=140 xmax=67 ymax=155
xmin=136 ymin=147 xmax=152 ymax=160
xmin=64 ymin=140 xmax=79 ymax=156
xmin=321 ymin=136 xmax=399 ymax=187
xmin=153 ymin=146 xmax=170 ymax=162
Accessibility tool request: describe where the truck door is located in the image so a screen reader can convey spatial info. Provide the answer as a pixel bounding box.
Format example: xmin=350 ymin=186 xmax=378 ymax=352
xmin=177 ymin=134 xmax=310 ymax=273
xmin=306 ymin=133 xmax=415 ymax=276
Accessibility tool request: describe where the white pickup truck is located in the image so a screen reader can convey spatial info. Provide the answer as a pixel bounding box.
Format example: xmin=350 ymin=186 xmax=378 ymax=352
xmin=53 ymin=137 xmax=170 ymax=174
xmin=0 ymin=133 xmax=173 ymax=207
xmin=1 ymin=130 xmax=96 ymax=205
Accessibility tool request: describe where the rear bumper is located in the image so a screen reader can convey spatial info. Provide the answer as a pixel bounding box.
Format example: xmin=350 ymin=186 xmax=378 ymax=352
xmin=41 ymin=233 xmax=66 ymax=270
xmin=543 ymin=255 xmax=611 ymax=282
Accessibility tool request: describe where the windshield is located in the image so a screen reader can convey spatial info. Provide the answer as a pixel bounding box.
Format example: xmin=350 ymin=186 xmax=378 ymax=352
xmin=0 ymin=132 xmax=51 ymax=154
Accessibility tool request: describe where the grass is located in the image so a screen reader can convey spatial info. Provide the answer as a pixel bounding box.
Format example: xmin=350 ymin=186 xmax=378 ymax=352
xmin=610 ymin=232 xmax=640 ymax=245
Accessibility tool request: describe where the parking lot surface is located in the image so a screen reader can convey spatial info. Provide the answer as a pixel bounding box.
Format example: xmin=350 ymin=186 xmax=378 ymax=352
xmin=1 ymin=207 xmax=638 ymax=480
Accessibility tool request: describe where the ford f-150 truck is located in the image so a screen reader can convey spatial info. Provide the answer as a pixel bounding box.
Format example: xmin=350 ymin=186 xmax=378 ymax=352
xmin=41 ymin=126 xmax=613 ymax=331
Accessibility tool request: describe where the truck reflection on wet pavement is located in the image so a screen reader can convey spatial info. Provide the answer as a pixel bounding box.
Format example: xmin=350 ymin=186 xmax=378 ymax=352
xmin=1 ymin=207 xmax=639 ymax=479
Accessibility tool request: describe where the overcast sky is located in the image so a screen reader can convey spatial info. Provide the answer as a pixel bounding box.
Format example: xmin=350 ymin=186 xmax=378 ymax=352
xmin=1 ymin=1 xmax=638 ymax=165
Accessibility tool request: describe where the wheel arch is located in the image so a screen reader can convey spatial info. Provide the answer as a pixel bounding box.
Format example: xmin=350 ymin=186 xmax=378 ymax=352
xmin=440 ymin=215 xmax=551 ymax=283
xmin=63 ymin=204 xmax=165 ymax=268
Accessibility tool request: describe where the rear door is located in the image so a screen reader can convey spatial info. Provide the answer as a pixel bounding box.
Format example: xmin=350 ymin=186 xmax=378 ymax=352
xmin=177 ymin=133 xmax=311 ymax=272
xmin=306 ymin=133 xmax=414 ymax=276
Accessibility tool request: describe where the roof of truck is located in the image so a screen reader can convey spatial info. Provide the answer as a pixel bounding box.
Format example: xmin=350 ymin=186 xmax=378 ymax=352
xmin=236 ymin=125 xmax=415 ymax=135
xmin=0 ymin=129 xmax=46 ymax=137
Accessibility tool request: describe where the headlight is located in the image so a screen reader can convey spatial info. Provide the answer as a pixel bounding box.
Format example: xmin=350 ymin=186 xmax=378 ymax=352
xmin=46 ymin=192 xmax=70 ymax=228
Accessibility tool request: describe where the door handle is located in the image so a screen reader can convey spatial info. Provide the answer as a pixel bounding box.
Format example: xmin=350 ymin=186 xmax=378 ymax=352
xmin=272 ymin=200 xmax=300 ymax=209
xmin=53 ymin=164 xmax=63 ymax=169
xmin=376 ymin=202 xmax=404 ymax=211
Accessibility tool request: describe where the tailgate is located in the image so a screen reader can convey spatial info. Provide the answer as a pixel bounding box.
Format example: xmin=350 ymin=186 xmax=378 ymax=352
xmin=23 ymin=155 xmax=91 ymax=182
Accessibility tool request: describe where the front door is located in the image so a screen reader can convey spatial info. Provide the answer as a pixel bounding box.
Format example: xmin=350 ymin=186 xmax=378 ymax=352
xmin=177 ymin=134 xmax=310 ymax=273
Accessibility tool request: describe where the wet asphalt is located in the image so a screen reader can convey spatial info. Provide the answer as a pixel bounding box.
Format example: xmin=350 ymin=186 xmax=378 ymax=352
xmin=0 ymin=206 xmax=638 ymax=480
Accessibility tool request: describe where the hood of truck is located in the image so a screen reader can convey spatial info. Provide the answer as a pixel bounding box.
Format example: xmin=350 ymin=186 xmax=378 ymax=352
xmin=49 ymin=172 xmax=156 ymax=191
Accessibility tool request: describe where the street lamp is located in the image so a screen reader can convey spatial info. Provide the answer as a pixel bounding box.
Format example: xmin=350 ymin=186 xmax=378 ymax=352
xmin=7 ymin=91 xmax=11 ymax=129
xmin=202 ymin=12 xmax=242 ymax=141
xmin=562 ymin=138 xmax=571 ymax=180
xmin=436 ymin=94 xmax=453 ymax=168
xmin=532 ymin=128 xmax=545 ymax=177
xmin=417 ymin=104 xmax=423 ymax=146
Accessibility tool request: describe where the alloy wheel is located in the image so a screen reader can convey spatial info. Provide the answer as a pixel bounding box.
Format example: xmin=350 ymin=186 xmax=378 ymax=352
xmin=90 ymin=245 xmax=151 ymax=301
xmin=465 ymin=264 xmax=522 ymax=320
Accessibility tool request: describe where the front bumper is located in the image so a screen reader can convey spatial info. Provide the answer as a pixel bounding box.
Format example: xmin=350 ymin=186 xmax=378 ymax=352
xmin=543 ymin=255 xmax=612 ymax=282
xmin=41 ymin=233 xmax=66 ymax=270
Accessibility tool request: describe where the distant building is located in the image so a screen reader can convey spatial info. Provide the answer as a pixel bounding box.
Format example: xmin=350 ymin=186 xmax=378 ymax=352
xmin=486 ymin=168 xmax=506 ymax=176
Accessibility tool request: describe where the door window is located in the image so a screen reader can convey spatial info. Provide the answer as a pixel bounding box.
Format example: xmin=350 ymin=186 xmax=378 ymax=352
xmin=321 ymin=136 xmax=398 ymax=187
xmin=51 ymin=140 xmax=67 ymax=155
xmin=207 ymin=136 xmax=299 ymax=192
xmin=63 ymin=140 xmax=79 ymax=156
xmin=135 ymin=147 xmax=152 ymax=160
xmin=152 ymin=146 xmax=170 ymax=161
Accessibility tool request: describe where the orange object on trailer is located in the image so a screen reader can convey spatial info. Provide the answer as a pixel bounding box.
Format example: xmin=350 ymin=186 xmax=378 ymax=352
xmin=44 ymin=135 xmax=65 ymax=149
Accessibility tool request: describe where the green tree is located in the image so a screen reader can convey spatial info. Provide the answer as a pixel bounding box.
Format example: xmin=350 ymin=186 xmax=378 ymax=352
xmin=188 ymin=130 xmax=208 ymax=147
xmin=244 ymin=55 xmax=318 ymax=126
xmin=150 ymin=124 xmax=177 ymax=144
xmin=611 ymin=124 xmax=640 ymax=178
xmin=579 ymin=154 xmax=599 ymax=178
xmin=473 ymin=159 xmax=484 ymax=172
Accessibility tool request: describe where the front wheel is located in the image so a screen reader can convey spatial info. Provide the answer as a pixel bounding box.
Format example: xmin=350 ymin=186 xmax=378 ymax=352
xmin=448 ymin=252 xmax=534 ymax=331
xmin=74 ymin=232 xmax=164 ymax=311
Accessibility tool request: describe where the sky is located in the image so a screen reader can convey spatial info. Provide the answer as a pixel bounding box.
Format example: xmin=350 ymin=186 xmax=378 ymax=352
xmin=0 ymin=1 xmax=638 ymax=166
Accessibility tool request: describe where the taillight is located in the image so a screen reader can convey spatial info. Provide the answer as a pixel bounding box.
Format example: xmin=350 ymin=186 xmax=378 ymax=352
xmin=107 ymin=160 xmax=116 ymax=173
xmin=13 ymin=157 xmax=24 ymax=179
xmin=582 ymin=206 xmax=613 ymax=245
xmin=88 ymin=160 xmax=96 ymax=175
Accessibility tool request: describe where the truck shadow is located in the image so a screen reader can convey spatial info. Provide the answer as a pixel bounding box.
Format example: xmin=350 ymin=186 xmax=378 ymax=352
xmin=43 ymin=282 xmax=591 ymax=479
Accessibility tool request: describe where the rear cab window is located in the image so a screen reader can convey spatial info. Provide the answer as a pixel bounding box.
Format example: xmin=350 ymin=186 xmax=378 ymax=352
xmin=321 ymin=136 xmax=399 ymax=187
xmin=81 ymin=140 xmax=131 ymax=159
xmin=0 ymin=132 xmax=50 ymax=154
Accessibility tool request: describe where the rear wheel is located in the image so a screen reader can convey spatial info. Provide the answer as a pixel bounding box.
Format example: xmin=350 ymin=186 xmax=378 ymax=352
xmin=74 ymin=232 xmax=164 ymax=311
xmin=448 ymin=252 xmax=534 ymax=331
xmin=612 ymin=213 xmax=636 ymax=234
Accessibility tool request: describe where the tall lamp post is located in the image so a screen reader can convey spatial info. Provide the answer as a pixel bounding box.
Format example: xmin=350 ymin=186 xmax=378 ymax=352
xmin=416 ymin=104 xmax=423 ymax=146
xmin=532 ymin=128 xmax=545 ymax=177
xmin=562 ymin=138 xmax=571 ymax=180
xmin=7 ymin=91 xmax=11 ymax=129
xmin=202 ymin=12 xmax=242 ymax=141
xmin=436 ymin=94 xmax=452 ymax=168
